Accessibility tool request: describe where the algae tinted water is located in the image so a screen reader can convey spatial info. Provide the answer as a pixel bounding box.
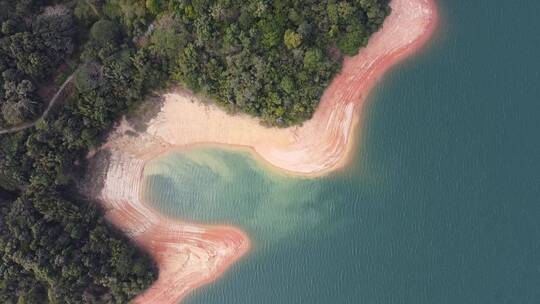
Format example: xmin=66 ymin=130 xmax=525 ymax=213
xmin=143 ymin=0 xmax=540 ymax=302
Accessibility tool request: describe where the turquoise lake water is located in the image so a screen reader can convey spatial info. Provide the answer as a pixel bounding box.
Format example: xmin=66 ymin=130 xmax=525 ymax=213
xmin=143 ymin=0 xmax=540 ymax=302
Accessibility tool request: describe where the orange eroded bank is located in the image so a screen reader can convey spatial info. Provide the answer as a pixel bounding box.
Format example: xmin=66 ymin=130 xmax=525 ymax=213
xmin=145 ymin=0 xmax=438 ymax=176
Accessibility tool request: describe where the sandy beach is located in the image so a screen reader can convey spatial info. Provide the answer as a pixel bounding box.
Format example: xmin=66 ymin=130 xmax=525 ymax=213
xmin=145 ymin=0 xmax=439 ymax=176
xmin=92 ymin=0 xmax=438 ymax=302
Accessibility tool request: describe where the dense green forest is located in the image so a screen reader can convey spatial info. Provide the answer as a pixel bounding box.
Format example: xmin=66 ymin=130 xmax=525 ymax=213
xmin=1 ymin=0 xmax=389 ymax=303
xmin=58 ymin=0 xmax=390 ymax=127
xmin=0 ymin=2 xmax=73 ymax=127
xmin=0 ymin=1 xmax=160 ymax=303
xmin=118 ymin=0 xmax=390 ymax=126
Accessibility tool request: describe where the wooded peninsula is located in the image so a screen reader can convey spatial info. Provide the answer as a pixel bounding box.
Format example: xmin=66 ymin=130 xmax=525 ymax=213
xmin=0 ymin=0 xmax=389 ymax=302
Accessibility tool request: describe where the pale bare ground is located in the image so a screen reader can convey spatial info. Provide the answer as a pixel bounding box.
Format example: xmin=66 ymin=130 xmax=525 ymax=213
xmin=95 ymin=0 xmax=438 ymax=303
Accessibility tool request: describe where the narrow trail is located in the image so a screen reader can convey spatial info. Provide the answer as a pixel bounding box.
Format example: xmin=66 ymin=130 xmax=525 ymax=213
xmin=85 ymin=0 xmax=100 ymax=17
xmin=0 ymin=72 xmax=76 ymax=135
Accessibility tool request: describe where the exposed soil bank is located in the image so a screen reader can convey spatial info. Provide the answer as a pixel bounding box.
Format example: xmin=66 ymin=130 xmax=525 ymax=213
xmin=98 ymin=152 xmax=250 ymax=304
xmin=144 ymin=0 xmax=439 ymax=176
xmin=94 ymin=0 xmax=438 ymax=303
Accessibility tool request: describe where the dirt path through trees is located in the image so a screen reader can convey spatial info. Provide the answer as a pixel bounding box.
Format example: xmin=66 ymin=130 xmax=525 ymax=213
xmin=0 ymin=72 xmax=76 ymax=135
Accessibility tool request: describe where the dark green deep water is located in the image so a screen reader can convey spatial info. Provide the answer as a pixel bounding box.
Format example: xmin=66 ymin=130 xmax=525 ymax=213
xmin=143 ymin=0 xmax=540 ymax=303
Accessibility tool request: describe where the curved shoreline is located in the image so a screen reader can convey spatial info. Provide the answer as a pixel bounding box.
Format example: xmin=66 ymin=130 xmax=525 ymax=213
xmin=97 ymin=151 xmax=251 ymax=304
xmin=142 ymin=0 xmax=439 ymax=177
xmin=94 ymin=0 xmax=439 ymax=303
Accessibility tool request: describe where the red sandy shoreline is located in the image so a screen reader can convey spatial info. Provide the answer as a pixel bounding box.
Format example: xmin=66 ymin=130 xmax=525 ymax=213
xmin=99 ymin=153 xmax=250 ymax=304
xmin=95 ymin=0 xmax=438 ymax=303
xmin=143 ymin=0 xmax=439 ymax=176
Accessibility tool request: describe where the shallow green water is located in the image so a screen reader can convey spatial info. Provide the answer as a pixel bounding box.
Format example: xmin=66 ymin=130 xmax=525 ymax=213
xmin=143 ymin=0 xmax=540 ymax=302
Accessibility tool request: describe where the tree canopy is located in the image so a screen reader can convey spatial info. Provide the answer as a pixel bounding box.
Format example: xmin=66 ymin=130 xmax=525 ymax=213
xmin=1 ymin=1 xmax=158 ymax=302
xmin=135 ymin=0 xmax=391 ymax=126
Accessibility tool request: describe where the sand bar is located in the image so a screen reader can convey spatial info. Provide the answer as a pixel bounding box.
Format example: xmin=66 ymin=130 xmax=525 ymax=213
xmin=98 ymin=152 xmax=250 ymax=304
xmin=93 ymin=0 xmax=438 ymax=302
